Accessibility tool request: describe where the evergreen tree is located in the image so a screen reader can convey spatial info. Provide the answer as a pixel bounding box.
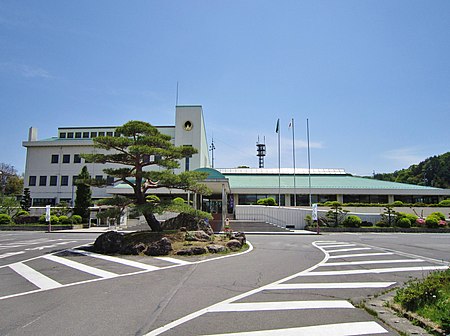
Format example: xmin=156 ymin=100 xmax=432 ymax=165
xmin=73 ymin=166 xmax=92 ymax=221
xmin=20 ymin=188 xmax=32 ymax=211
xmin=82 ymin=120 xmax=209 ymax=231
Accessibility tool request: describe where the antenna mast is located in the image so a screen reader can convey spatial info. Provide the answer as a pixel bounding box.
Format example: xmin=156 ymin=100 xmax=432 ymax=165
xmin=209 ymin=137 xmax=216 ymax=168
xmin=256 ymin=136 xmax=266 ymax=168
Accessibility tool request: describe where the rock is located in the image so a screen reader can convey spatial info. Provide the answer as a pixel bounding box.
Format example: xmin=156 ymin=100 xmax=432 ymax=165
xmin=144 ymin=237 xmax=173 ymax=256
xmin=93 ymin=231 xmax=124 ymax=253
xmin=176 ymin=249 xmax=193 ymax=256
xmin=191 ymin=246 xmax=207 ymax=255
xmin=207 ymin=244 xmax=227 ymax=253
xmin=185 ymin=230 xmax=211 ymax=242
xmin=231 ymin=232 xmax=246 ymax=245
xmin=162 ymin=213 xmax=213 ymax=235
xmin=226 ymin=239 xmax=242 ymax=251
xmin=121 ymin=242 xmax=147 ymax=255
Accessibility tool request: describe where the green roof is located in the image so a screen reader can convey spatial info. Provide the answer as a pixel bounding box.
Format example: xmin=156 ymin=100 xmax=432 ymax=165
xmin=195 ymin=167 xmax=226 ymax=180
xmin=223 ymin=174 xmax=444 ymax=190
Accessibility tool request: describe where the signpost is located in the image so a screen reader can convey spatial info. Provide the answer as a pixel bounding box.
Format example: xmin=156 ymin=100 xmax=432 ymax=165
xmin=312 ymin=203 xmax=319 ymax=234
xmin=46 ymin=205 xmax=51 ymax=232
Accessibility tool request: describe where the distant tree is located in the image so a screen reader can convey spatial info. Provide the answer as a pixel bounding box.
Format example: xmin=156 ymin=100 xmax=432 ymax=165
xmin=0 ymin=163 xmax=17 ymax=195
xmin=82 ymin=120 xmax=209 ymax=231
xmin=73 ymin=166 xmax=92 ymax=221
xmin=5 ymin=175 xmax=23 ymax=195
xmin=21 ymin=188 xmax=32 ymax=211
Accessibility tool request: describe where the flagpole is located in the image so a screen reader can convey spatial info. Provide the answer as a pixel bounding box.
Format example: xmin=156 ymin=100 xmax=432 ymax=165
xmin=276 ymin=119 xmax=281 ymax=207
xmin=291 ymin=118 xmax=296 ymax=206
xmin=307 ymin=118 xmax=312 ymax=206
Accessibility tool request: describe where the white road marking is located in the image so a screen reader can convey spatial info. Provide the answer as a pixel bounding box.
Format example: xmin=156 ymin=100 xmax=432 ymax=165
xmin=0 ymin=251 xmax=25 ymax=259
xmin=328 ymin=252 xmax=394 ymax=259
xmin=209 ymin=300 xmax=354 ymax=312
xmin=9 ymin=262 xmax=61 ymax=290
xmin=154 ymin=256 xmax=191 ymax=265
xmin=68 ymin=249 xmax=160 ymax=271
xmin=43 ymin=254 xmax=117 ymax=278
xmin=326 ymin=247 xmax=372 ymax=253
xmin=199 ymin=321 xmax=388 ymax=336
xmin=268 ymin=282 xmax=396 ymax=290
xmin=302 ymin=265 xmax=448 ymax=276
xmin=319 ymin=244 xmax=357 ymax=249
xmin=320 ymin=259 xmax=424 ymax=266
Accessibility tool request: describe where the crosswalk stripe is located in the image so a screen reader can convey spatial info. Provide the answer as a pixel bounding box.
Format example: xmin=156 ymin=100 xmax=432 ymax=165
xmin=319 ymin=244 xmax=357 ymax=249
xmin=200 ymin=321 xmax=388 ymax=336
xmin=267 ymin=282 xmax=396 ymax=290
xmin=9 ymin=262 xmax=61 ymax=290
xmin=326 ymin=247 xmax=372 ymax=253
xmin=0 ymin=251 xmax=25 ymax=259
xmin=209 ymin=300 xmax=354 ymax=312
xmin=154 ymin=256 xmax=191 ymax=265
xmin=320 ymin=259 xmax=424 ymax=266
xmin=328 ymin=252 xmax=394 ymax=258
xmin=302 ymin=265 xmax=448 ymax=276
xmin=68 ymin=249 xmax=160 ymax=271
xmin=43 ymin=254 xmax=117 ymax=278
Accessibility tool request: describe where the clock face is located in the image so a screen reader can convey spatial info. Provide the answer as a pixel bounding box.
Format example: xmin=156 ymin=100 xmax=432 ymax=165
xmin=184 ymin=121 xmax=193 ymax=131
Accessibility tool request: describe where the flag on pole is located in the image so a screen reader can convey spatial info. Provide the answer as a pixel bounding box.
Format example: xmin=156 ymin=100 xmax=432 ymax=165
xmin=288 ymin=120 xmax=292 ymax=128
xmin=275 ymin=119 xmax=280 ymax=133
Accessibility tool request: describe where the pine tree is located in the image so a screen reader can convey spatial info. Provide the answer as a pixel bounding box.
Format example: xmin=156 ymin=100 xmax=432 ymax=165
xmin=82 ymin=120 xmax=209 ymax=231
xmin=20 ymin=188 xmax=32 ymax=211
xmin=73 ymin=166 xmax=92 ymax=221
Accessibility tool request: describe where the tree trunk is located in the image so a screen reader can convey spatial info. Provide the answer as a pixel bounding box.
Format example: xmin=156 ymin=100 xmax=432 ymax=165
xmin=143 ymin=211 xmax=162 ymax=232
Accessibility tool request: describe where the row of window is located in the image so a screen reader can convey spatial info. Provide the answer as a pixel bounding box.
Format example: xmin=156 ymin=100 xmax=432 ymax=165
xmin=59 ymin=131 xmax=118 ymax=139
xmin=28 ymin=175 xmax=114 ymax=187
xmin=51 ymin=154 xmax=83 ymax=164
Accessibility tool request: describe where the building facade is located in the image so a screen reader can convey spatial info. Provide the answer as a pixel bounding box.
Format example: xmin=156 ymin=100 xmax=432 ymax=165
xmin=22 ymin=106 xmax=210 ymax=206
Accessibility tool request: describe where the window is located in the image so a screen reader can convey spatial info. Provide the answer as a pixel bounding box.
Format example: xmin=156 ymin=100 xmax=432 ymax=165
xmin=39 ymin=176 xmax=47 ymax=186
xmin=99 ymin=132 xmax=105 ymax=136
xmin=61 ymin=176 xmax=69 ymax=186
xmin=95 ymin=175 xmax=103 ymax=182
xmin=51 ymin=154 xmax=59 ymax=164
xmin=62 ymin=154 xmax=70 ymax=163
xmin=74 ymin=154 xmax=81 ymax=163
xmin=60 ymin=132 xmax=66 ymax=138
xmin=50 ymin=176 xmax=57 ymax=186
xmin=106 ymin=176 xmax=114 ymax=186
xmin=83 ymin=132 xmax=89 ymax=138
xmin=90 ymin=132 xmax=97 ymax=138
xmin=114 ymin=132 xmax=120 ymax=137
xmin=29 ymin=176 xmax=36 ymax=186
xmin=75 ymin=132 xmax=82 ymax=138
xmin=32 ymin=198 xmax=56 ymax=206
xmin=72 ymin=176 xmax=78 ymax=185
xmin=106 ymin=132 xmax=113 ymax=136
xmin=67 ymin=132 xmax=74 ymax=138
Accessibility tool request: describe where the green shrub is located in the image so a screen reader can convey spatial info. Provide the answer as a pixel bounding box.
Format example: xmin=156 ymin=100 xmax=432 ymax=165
xmin=425 ymin=215 xmax=439 ymax=228
xmin=70 ymin=215 xmax=83 ymax=224
xmin=304 ymin=214 xmax=313 ymax=226
xmin=50 ymin=215 xmax=59 ymax=224
xmin=172 ymin=197 xmax=186 ymax=205
xmin=59 ymin=215 xmax=72 ymax=224
xmin=38 ymin=214 xmax=47 ymax=223
xmin=430 ymin=212 xmax=445 ymax=221
xmin=342 ymin=215 xmax=362 ymax=228
xmin=16 ymin=210 xmax=30 ymax=217
xmin=438 ymin=199 xmax=450 ymax=206
xmin=392 ymin=201 xmax=404 ymax=206
xmin=257 ymin=197 xmax=277 ymax=206
xmin=360 ymin=221 xmax=374 ymax=227
xmin=0 ymin=214 xmax=12 ymax=224
xmin=396 ymin=217 xmax=411 ymax=228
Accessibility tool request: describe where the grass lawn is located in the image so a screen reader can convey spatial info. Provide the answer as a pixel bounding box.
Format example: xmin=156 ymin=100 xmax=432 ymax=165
xmin=393 ymin=268 xmax=450 ymax=334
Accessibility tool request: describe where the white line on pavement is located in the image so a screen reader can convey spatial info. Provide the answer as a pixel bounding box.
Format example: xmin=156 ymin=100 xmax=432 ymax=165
xmin=43 ymin=254 xmax=117 ymax=278
xmin=267 ymin=282 xmax=396 ymax=290
xmin=154 ymin=256 xmax=191 ymax=265
xmin=208 ymin=300 xmax=354 ymax=312
xmin=320 ymin=259 xmax=425 ymax=266
xmin=328 ymin=252 xmax=394 ymax=259
xmin=68 ymin=249 xmax=160 ymax=271
xmin=199 ymin=321 xmax=388 ymax=336
xmin=318 ymin=244 xmax=357 ymax=249
xmin=325 ymin=247 xmax=372 ymax=253
xmin=301 ymin=265 xmax=449 ymax=276
xmin=9 ymin=262 xmax=61 ymax=290
xmin=0 ymin=251 xmax=25 ymax=259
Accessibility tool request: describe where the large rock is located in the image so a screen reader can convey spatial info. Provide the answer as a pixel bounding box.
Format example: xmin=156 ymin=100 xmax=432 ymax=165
xmin=206 ymin=244 xmax=227 ymax=253
xmin=162 ymin=213 xmax=213 ymax=236
xmin=143 ymin=237 xmax=173 ymax=256
xmin=226 ymin=239 xmax=243 ymax=251
xmin=185 ymin=230 xmax=211 ymax=242
xmin=175 ymin=246 xmax=207 ymax=255
xmin=93 ymin=231 xmax=124 ymax=254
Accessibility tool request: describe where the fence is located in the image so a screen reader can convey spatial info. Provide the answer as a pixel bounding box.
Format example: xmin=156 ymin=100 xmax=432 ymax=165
xmin=235 ymin=205 xmax=383 ymax=229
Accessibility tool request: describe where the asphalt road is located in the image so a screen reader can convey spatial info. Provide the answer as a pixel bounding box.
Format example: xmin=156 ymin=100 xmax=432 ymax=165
xmin=0 ymin=231 xmax=448 ymax=336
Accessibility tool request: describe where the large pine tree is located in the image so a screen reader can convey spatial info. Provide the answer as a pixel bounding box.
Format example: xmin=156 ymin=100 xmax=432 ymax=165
xmin=82 ymin=120 xmax=209 ymax=231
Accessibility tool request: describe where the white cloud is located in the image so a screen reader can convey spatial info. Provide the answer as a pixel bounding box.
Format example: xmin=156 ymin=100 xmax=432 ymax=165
xmin=0 ymin=62 xmax=52 ymax=79
xmin=382 ymin=147 xmax=425 ymax=167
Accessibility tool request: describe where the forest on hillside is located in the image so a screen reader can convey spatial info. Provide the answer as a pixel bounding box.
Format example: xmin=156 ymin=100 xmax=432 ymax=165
xmin=372 ymin=152 xmax=450 ymax=189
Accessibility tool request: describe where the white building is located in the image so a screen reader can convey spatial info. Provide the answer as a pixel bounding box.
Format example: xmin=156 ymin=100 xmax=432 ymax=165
xmin=22 ymin=106 xmax=210 ymax=206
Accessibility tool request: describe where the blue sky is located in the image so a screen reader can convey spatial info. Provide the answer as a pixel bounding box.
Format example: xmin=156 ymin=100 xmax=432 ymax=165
xmin=1 ymin=0 xmax=449 ymax=176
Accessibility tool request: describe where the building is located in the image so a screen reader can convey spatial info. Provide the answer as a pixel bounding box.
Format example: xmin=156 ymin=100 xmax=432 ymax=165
xmin=23 ymin=104 xmax=450 ymax=211
xmin=22 ymin=106 xmax=210 ymax=206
